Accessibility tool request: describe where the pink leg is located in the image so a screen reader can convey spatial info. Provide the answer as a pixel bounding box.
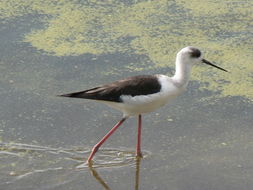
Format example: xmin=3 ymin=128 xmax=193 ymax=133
xmin=136 ymin=114 xmax=142 ymax=157
xmin=87 ymin=117 xmax=126 ymax=163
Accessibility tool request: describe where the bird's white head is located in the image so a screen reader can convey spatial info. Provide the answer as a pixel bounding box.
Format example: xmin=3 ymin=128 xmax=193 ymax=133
xmin=173 ymin=46 xmax=228 ymax=87
xmin=176 ymin=46 xmax=202 ymax=66
xmin=176 ymin=46 xmax=228 ymax=72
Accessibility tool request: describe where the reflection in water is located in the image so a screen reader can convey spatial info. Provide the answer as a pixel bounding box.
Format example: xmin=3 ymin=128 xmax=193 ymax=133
xmin=134 ymin=157 xmax=141 ymax=190
xmin=88 ymin=164 xmax=111 ymax=190
xmin=88 ymin=157 xmax=142 ymax=190
xmin=0 ymin=142 xmax=149 ymax=186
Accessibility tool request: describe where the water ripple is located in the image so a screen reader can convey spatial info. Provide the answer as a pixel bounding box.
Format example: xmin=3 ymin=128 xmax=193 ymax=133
xmin=0 ymin=142 xmax=150 ymax=184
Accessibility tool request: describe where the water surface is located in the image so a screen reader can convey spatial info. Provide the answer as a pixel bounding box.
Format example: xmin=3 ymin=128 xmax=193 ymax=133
xmin=0 ymin=0 xmax=253 ymax=189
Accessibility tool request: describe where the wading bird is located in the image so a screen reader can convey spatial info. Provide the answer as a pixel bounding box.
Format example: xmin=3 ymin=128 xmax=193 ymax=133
xmin=59 ymin=46 xmax=228 ymax=163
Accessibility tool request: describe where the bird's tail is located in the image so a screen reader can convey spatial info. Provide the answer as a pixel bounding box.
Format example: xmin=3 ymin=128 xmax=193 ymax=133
xmin=57 ymin=90 xmax=89 ymax=99
xmin=57 ymin=87 xmax=102 ymax=100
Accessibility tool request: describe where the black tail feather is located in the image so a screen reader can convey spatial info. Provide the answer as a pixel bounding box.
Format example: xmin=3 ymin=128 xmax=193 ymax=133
xmin=57 ymin=93 xmax=72 ymax=97
xmin=57 ymin=90 xmax=90 ymax=99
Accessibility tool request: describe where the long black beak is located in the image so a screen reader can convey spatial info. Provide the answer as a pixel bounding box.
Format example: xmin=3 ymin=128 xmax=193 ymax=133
xmin=202 ymin=59 xmax=228 ymax=72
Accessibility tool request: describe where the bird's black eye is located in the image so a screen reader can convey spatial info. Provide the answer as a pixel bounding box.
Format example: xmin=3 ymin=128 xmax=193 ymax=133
xmin=190 ymin=48 xmax=201 ymax=58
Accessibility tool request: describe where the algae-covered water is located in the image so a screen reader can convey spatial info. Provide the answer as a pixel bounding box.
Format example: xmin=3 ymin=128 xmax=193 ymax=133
xmin=0 ymin=0 xmax=253 ymax=189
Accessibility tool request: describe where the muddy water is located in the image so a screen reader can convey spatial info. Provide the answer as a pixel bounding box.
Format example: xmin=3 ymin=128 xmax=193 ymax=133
xmin=1 ymin=0 xmax=253 ymax=189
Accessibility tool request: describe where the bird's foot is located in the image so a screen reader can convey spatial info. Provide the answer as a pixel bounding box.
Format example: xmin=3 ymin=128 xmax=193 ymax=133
xmin=86 ymin=159 xmax=94 ymax=166
xmin=135 ymin=152 xmax=143 ymax=158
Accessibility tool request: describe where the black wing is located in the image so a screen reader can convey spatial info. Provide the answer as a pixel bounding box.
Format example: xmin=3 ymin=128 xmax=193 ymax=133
xmin=59 ymin=75 xmax=161 ymax=102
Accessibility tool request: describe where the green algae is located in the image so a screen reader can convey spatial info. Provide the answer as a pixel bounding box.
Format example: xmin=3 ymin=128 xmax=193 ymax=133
xmin=1 ymin=0 xmax=252 ymax=100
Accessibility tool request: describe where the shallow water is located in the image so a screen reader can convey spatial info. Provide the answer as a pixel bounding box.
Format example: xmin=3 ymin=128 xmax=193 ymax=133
xmin=1 ymin=0 xmax=253 ymax=190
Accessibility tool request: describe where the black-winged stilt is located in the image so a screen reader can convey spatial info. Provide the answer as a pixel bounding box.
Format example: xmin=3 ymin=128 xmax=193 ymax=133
xmin=59 ymin=46 xmax=228 ymax=163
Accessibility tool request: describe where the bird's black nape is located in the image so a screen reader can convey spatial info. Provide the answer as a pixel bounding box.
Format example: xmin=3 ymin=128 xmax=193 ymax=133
xmin=189 ymin=47 xmax=201 ymax=58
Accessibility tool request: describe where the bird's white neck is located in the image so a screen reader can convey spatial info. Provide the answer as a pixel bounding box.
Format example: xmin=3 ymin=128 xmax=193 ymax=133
xmin=172 ymin=56 xmax=193 ymax=88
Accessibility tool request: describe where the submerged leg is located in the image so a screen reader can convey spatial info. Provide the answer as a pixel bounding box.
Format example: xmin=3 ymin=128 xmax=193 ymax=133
xmin=87 ymin=117 xmax=127 ymax=163
xmin=136 ymin=114 xmax=142 ymax=157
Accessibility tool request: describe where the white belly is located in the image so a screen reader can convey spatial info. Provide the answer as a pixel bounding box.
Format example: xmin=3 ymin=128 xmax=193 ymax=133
xmin=101 ymin=89 xmax=182 ymax=117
